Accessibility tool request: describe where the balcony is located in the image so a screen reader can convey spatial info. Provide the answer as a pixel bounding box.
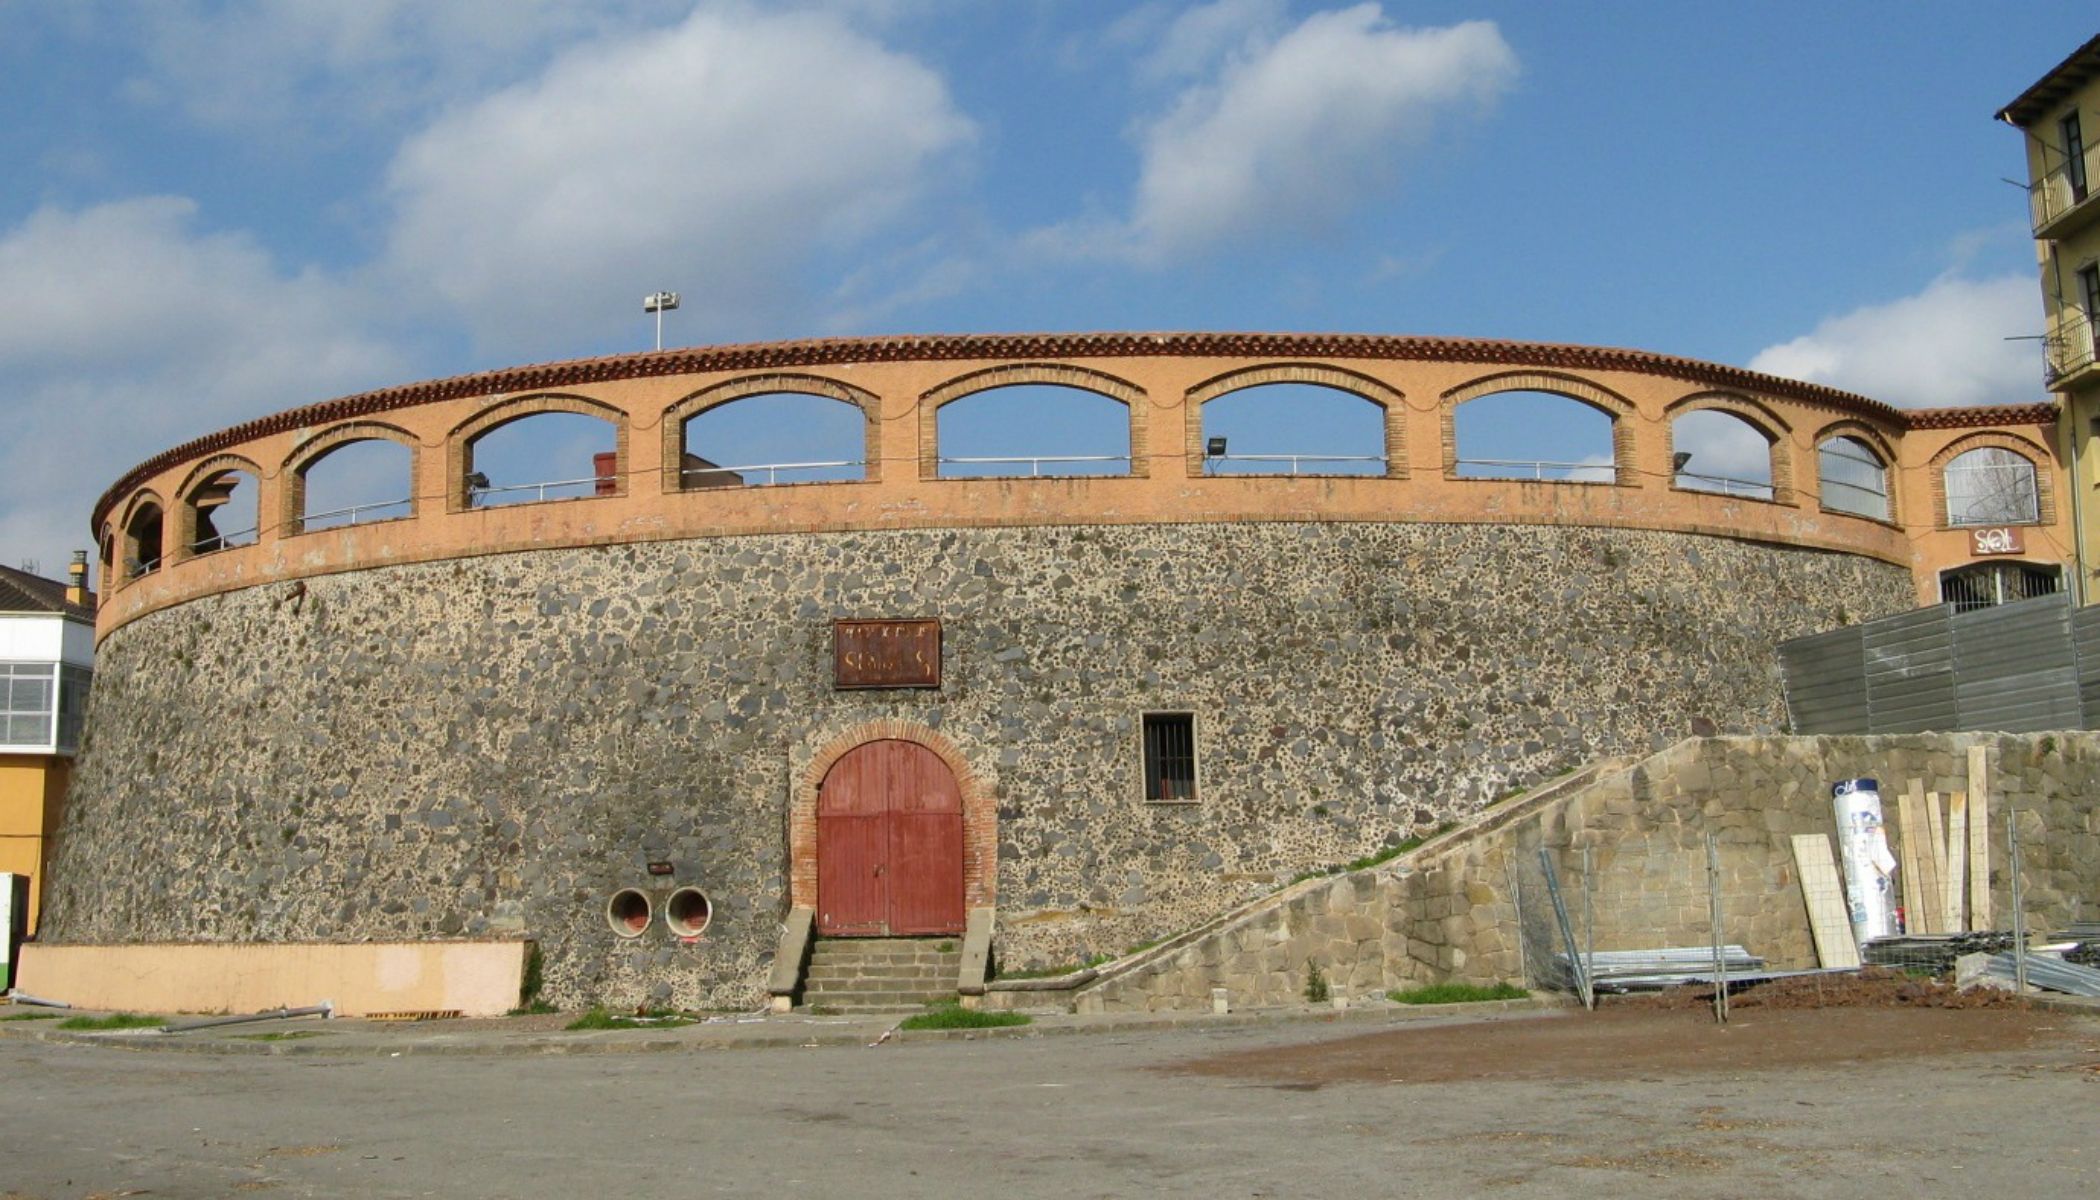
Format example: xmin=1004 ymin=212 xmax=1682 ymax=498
xmin=2046 ymin=306 xmax=2100 ymax=390
xmin=2030 ymin=142 xmax=2100 ymax=240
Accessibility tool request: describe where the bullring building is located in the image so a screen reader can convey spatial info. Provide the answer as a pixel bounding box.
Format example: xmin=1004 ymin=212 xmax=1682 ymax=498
xmin=35 ymin=333 xmax=2071 ymax=1010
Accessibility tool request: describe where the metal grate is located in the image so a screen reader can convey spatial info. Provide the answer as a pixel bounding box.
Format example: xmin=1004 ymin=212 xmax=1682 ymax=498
xmin=1142 ymin=713 xmax=1197 ymax=801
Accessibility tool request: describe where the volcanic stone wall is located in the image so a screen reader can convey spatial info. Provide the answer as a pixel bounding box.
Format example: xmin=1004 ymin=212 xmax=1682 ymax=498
xmin=42 ymin=521 xmax=1911 ymax=1008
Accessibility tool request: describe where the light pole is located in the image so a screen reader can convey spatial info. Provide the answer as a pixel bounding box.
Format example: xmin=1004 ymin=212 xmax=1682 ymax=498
xmin=644 ymin=291 xmax=680 ymax=351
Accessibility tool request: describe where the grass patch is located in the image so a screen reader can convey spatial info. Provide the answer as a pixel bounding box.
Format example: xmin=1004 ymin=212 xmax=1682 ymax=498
xmin=1387 ymin=981 xmax=1529 ymax=1006
xmin=1293 ymin=823 xmax=1461 ymax=884
xmin=58 ymin=1012 xmax=164 ymax=1030
xmin=897 ymin=1002 xmax=1032 ymax=1031
xmin=1 ymin=1011 xmax=63 ymax=1021
xmin=564 ymin=1007 xmax=697 ymax=1031
xmin=232 ymin=1030 xmax=329 ymax=1042
xmin=507 ymin=1000 xmax=559 ymax=1016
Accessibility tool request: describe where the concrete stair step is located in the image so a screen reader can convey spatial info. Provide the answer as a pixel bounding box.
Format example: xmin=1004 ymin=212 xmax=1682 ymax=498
xmin=801 ymin=991 xmax=956 ymax=1010
xmin=805 ymin=969 xmax=956 ymax=986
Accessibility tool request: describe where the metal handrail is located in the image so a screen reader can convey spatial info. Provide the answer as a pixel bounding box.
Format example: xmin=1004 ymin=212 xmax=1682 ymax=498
xmin=470 ymin=476 xmax=608 ymax=505
xmin=303 ymin=498 xmax=413 ymax=528
xmin=189 ymin=526 xmax=259 ymax=553
xmin=2046 ymin=307 xmax=2097 ymax=382
xmin=1455 ymin=457 xmax=1615 ymax=481
xmin=937 ymin=455 xmax=1131 ymax=477
xmin=1674 ymin=472 xmax=1774 ymax=500
xmin=682 ymin=459 xmax=862 ymax=486
xmin=1206 ymin=453 xmax=1385 ymax=475
xmin=2029 ymin=140 xmax=2100 ymax=232
xmin=1819 ymin=477 xmax=1890 ymax=519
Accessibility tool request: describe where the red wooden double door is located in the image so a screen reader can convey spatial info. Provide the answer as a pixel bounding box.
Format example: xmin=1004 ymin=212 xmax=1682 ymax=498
xmin=816 ymin=739 xmax=965 ymax=936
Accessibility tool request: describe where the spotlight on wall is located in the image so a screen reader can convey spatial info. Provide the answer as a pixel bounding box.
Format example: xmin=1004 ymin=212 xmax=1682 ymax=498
xmin=644 ymin=290 xmax=680 ymax=352
xmin=463 ymin=470 xmax=491 ymax=490
xmin=1206 ymin=437 xmax=1228 ymax=457
xmin=1671 ymin=451 xmax=1693 ymax=473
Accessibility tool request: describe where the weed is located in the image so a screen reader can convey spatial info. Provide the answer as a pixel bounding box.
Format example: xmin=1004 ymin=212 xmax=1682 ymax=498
xmin=1388 ymin=981 xmax=1528 ymax=1005
xmin=1123 ymin=938 xmax=1162 ymax=956
xmin=564 ymin=1006 xmax=696 ymax=1031
xmin=896 ymin=1003 xmax=1031 ymax=1031
xmin=2040 ymin=734 xmax=2059 ymax=755
xmin=58 ymin=1012 xmax=164 ymax=1031
xmin=935 ymin=941 xmax=956 ymax=953
xmin=806 ymin=1004 xmax=842 ymax=1016
xmin=1310 ymin=804 xmax=1329 ymax=818
xmin=506 ymin=1000 xmax=559 ymax=1016
xmin=519 ymin=943 xmax=545 ymax=1009
xmin=1303 ymin=960 xmax=1330 ymax=1004
xmin=0 ymin=1011 xmax=62 ymax=1021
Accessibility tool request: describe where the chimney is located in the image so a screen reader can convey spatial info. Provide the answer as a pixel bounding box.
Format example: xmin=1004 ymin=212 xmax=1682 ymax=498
xmin=65 ymin=549 xmax=89 ymax=606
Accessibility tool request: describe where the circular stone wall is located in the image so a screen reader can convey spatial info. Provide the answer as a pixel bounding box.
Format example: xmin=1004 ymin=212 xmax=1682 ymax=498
xmin=43 ymin=521 xmax=1911 ymax=1008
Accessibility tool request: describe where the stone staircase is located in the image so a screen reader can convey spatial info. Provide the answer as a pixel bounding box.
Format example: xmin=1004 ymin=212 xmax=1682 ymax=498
xmin=800 ymin=937 xmax=960 ymax=1014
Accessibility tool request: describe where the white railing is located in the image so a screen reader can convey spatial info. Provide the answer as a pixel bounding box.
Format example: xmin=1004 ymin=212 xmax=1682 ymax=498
xmin=190 ymin=526 xmax=259 ymax=554
xmin=1206 ymin=453 xmax=1385 ymax=475
xmin=1455 ymin=458 xmax=1615 ymax=482
xmin=2047 ymin=306 xmax=2097 ymax=383
xmin=938 ymin=455 xmax=1131 ymax=477
xmin=469 ymin=476 xmax=608 ymax=506
xmin=1820 ymin=478 xmax=1890 ymax=521
xmin=2030 ymin=141 xmax=2100 ymax=232
xmin=1675 ymin=472 xmax=1775 ymax=501
xmin=303 ymin=498 xmax=413 ymax=529
xmin=681 ymin=460 xmax=862 ymax=487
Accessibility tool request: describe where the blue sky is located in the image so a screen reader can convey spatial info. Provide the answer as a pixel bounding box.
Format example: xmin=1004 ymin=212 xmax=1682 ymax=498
xmin=1 ymin=1 xmax=2094 ymax=577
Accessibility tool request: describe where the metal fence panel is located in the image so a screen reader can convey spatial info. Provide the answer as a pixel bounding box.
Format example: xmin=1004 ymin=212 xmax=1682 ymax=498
xmin=2076 ymin=604 xmax=2100 ymax=729
xmin=1953 ymin=595 xmax=2081 ymax=731
xmin=1779 ymin=626 xmax=1871 ymax=734
xmin=1861 ymin=607 xmax=1955 ymax=733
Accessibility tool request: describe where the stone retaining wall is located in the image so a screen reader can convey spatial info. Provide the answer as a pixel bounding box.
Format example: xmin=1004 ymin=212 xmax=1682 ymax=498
xmin=1076 ymin=732 xmax=2100 ymax=1012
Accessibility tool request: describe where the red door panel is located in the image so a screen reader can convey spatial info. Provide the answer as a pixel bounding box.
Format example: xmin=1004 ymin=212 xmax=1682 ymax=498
xmin=816 ymin=739 xmax=966 ymax=936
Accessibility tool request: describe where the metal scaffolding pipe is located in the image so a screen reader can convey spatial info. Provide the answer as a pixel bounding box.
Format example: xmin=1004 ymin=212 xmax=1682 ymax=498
xmin=163 ymin=1002 xmax=333 ymax=1033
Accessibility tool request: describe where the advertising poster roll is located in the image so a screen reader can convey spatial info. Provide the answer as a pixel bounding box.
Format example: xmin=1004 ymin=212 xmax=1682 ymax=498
xmin=1831 ymin=779 xmax=1898 ymax=945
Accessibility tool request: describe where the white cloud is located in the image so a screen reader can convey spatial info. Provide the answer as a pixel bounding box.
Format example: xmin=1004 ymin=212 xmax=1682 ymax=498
xmin=1748 ymin=274 xmax=2042 ymax=408
xmin=379 ymin=6 xmax=974 ymax=354
xmin=1035 ymin=6 xmax=1516 ymax=263
xmin=1134 ymin=0 xmax=1286 ymax=83
xmin=0 ymin=198 xmax=407 ymax=579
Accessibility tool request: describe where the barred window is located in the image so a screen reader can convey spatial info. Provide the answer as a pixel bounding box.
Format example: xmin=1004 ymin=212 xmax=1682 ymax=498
xmin=1939 ymin=563 xmax=2063 ymax=613
xmin=0 ymin=662 xmax=56 ymax=748
xmin=1944 ymin=447 xmax=2039 ymax=526
xmin=1142 ymin=712 xmax=1198 ymax=802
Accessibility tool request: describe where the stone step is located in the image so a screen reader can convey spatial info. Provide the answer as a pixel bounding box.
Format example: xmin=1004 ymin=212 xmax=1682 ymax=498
xmin=809 ymin=944 xmax=959 ymax=959
xmin=805 ymin=967 xmax=957 ymax=985
xmin=801 ymin=990 xmax=957 ymax=1010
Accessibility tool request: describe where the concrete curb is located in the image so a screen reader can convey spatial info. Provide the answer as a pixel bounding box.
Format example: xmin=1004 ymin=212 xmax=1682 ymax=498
xmin=0 ymin=995 xmax=1575 ymax=1058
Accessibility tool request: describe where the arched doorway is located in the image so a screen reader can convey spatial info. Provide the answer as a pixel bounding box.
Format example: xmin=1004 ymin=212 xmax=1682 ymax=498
xmin=816 ymin=739 xmax=965 ymax=936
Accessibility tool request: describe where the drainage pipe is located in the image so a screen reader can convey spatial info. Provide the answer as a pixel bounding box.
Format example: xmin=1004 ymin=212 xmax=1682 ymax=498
xmin=163 ymin=1002 xmax=334 ymax=1033
xmin=6 ymin=993 xmax=70 ymax=1009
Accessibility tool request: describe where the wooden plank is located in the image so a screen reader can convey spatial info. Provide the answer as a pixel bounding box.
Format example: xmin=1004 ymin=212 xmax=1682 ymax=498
xmin=1922 ymin=791 xmax=1950 ymax=933
xmin=1968 ymin=746 xmax=1992 ymax=929
xmin=1944 ymin=791 xmax=1969 ymax=932
xmin=1791 ymin=834 xmax=1862 ymax=969
xmin=1897 ymin=783 xmax=1929 ymax=934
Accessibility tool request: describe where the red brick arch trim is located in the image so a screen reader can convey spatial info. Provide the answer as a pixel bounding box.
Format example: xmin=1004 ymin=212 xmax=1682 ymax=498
xmin=446 ymin=392 xmax=632 ymax=512
xmin=171 ymin=453 xmax=265 ymax=564
xmin=1182 ymin=362 xmax=1407 ymax=479
xmin=279 ymin=421 xmax=421 ymax=537
xmin=790 ymin=719 xmax=996 ymax=915
xmin=660 ymin=373 xmax=881 ymax=492
xmin=1664 ymin=391 xmax=1796 ymax=507
xmin=1812 ymin=419 xmax=1902 ymax=524
xmin=1927 ymin=431 xmax=2055 ymax=530
xmin=1440 ymin=370 xmax=1636 ymax=485
xmin=918 ymin=362 xmax=1149 ymax=480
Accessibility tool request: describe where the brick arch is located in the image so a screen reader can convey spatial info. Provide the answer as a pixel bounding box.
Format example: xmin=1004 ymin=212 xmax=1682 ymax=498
xmin=1928 ymin=430 xmax=2055 ymax=529
xmin=447 ymin=393 xmax=632 ymax=512
xmin=1440 ymin=370 xmax=1636 ymax=485
xmin=1812 ymin=419 xmax=1902 ymax=523
xmin=1664 ymin=391 xmax=1796 ymax=506
xmin=661 ymin=373 xmax=881 ymax=492
xmin=1183 ymin=362 xmax=1407 ymax=479
xmin=791 ymin=719 xmax=995 ymax=914
xmin=116 ymin=488 xmax=167 ymax=586
xmin=280 ymin=421 xmax=421 ymax=537
xmin=172 ymin=452 xmax=264 ymax=562
xmin=919 ymin=362 xmax=1148 ymax=480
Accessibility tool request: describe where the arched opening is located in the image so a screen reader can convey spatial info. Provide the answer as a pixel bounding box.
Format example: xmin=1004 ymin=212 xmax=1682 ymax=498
xmin=464 ymin=411 xmax=619 ymax=507
xmin=1817 ymin=435 xmax=1890 ymax=520
xmin=1939 ymin=561 xmax=2063 ymax=612
xmin=679 ymin=392 xmax=866 ymax=488
xmin=122 ymin=498 xmax=165 ymax=579
xmin=1669 ymin=409 xmax=1775 ymax=500
xmin=298 ymin=437 xmax=414 ymax=531
xmin=936 ymin=385 xmax=1131 ymax=478
xmin=1944 ymin=447 xmax=2040 ymax=526
xmin=1452 ymin=390 xmax=1616 ymax=482
xmin=183 ymin=467 xmax=260 ymax=555
xmin=817 ymin=739 xmax=965 ymax=936
xmin=1199 ymin=383 xmax=1386 ymax=475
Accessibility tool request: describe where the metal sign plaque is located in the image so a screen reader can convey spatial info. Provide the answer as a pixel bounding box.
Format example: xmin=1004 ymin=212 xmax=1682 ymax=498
xmin=1968 ymin=526 xmax=2025 ymax=556
xmin=834 ymin=619 xmax=941 ymax=689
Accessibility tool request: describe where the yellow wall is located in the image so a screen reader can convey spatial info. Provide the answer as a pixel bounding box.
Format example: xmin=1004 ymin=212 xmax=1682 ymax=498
xmin=0 ymin=755 xmax=66 ymax=932
xmin=17 ymin=940 xmax=529 ymax=1017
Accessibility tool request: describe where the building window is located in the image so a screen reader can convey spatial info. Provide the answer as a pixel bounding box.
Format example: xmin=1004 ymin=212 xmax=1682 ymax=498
xmin=2064 ymin=111 xmax=2088 ymax=203
xmin=1142 ymin=712 xmax=1198 ymax=802
xmin=1817 ymin=436 xmax=1890 ymax=521
xmin=55 ymin=666 xmax=91 ymax=753
xmin=1944 ymin=447 xmax=2040 ymax=526
xmin=0 ymin=662 xmax=56 ymax=748
xmin=1939 ymin=562 xmax=2063 ymax=613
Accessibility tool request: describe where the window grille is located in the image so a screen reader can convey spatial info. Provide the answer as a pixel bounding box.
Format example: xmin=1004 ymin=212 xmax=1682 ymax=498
xmin=1142 ymin=713 xmax=1197 ymax=801
xmin=0 ymin=662 xmax=57 ymax=747
xmin=1944 ymin=448 xmax=2039 ymax=526
xmin=1939 ymin=563 xmax=2064 ymax=613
